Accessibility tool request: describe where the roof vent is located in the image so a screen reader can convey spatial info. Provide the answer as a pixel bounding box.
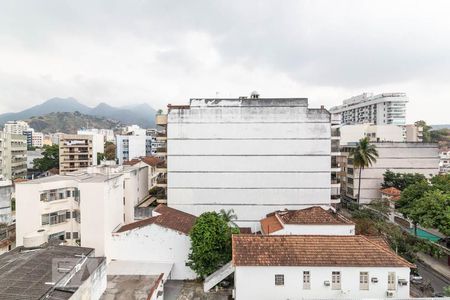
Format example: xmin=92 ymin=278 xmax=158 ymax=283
xmin=250 ymin=91 xmax=260 ymax=99
xmin=23 ymin=229 xmax=48 ymax=248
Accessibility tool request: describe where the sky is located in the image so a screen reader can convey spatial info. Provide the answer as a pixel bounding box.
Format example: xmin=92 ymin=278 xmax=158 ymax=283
xmin=0 ymin=0 xmax=449 ymax=124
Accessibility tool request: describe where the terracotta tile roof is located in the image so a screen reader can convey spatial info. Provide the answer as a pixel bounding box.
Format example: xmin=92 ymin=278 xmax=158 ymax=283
xmin=123 ymin=156 xmax=163 ymax=167
xmin=116 ymin=204 xmax=196 ymax=235
xmin=365 ymin=236 xmax=391 ymax=251
xmin=232 ymin=235 xmax=414 ymax=268
xmin=268 ymin=206 xmax=353 ymax=226
xmin=123 ymin=159 xmax=141 ymax=166
xmin=239 ymin=227 xmax=252 ymax=234
xmin=13 ymin=178 xmax=28 ymax=183
xmin=380 ymin=187 xmax=401 ymax=196
xmin=260 ymin=215 xmax=283 ymax=234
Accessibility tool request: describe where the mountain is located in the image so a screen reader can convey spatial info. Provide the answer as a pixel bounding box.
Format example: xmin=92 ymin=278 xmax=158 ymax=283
xmin=431 ymin=124 xmax=450 ymax=130
xmin=0 ymin=97 xmax=157 ymax=128
xmin=25 ymin=112 xmax=123 ymax=134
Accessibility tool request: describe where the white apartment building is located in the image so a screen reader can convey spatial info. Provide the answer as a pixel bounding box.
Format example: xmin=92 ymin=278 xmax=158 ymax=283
xmin=15 ymin=164 xmax=148 ymax=257
xmin=330 ymin=93 xmax=408 ymax=126
xmin=78 ymin=128 xmax=115 ymax=143
xmin=77 ymin=130 xmax=105 ymax=162
xmin=4 ymin=120 xmax=30 ymax=135
xmin=116 ymin=135 xmax=154 ymax=165
xmin=232 ymin=235 xmax=413 ymax=300
xmin=32 ymin=131 xmax=44 ymax=148
xmin=0 ymin=131 xmax=27 ymax=180
xmin=161 ymin=97 xmax=332 ymax=225
xmin=340 ymin=124 xmax=410 ymax=145
xmin=439 ymin=149 xmax=450 ymax=173
xmin=0 ymin=180 xmax=13 ymax=224
xmin=404 ymin=124 xmax=423 ymax=142
xmin=341 ymin=142 xmax=440 ymax=204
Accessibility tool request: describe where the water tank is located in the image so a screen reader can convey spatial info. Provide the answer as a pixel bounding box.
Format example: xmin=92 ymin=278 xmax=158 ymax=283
xmin=23 ymin=229 xmax=48 ymax=248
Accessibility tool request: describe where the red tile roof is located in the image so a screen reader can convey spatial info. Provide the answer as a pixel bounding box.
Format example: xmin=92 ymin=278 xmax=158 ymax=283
xmin=116 ymin=204 xmax=196 ymax=235
xmin=267 ymin=206 xmax=353 ymax=226
xmin=123 ymin=156 xmax=163 ymax=167
xmin=260 ymin=215 xmax=284 ymax=234
xmin=232 ymin=235 xmax=414 ymax=268
xmin=380 ymin=187 xmax=401 ymax=196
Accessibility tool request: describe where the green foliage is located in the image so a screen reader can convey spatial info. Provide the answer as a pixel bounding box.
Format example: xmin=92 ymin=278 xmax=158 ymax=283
xmin=444 ymin=285 xmax=450 ymax=297
xmin=11 ymin=198 xmax=15 ymax=212
xmin=430 ymin=128 xmax=450 ymax=144
xmin=97 ymin=152 xmax=105 ymax=164
xmin=398 ymin=174 xmax=450 ymax=236
xmin=33 ymin=144 xmax=59 ymax=172
xmin=219 ymin=209 xmax=237 ymax=227
xmin=149 ymin=186 xmax=166 ymax=199
xmin=188 ymin=211 xmax=239 ymax=278
xmin=349 ymin=137 xmax=379 ymax=204
xmin=104 ymin=141 xmax=116 ymax=160
xmin=382 ymin=170 xmax=427 ymax=191
xmin=414 ymin=120 xmax=432 ymax=142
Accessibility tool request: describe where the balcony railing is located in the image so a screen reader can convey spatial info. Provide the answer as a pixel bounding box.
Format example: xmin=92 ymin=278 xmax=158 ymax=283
xmin=156 ymin=178 xmax=167 ymax=184
xmin=156 ymin=147 xmax=167 ymax=153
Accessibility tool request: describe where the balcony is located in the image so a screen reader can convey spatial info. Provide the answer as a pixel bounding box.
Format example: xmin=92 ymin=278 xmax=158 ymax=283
xmin=156 ymin=177 xmax=167 ymax=187
xmin=156 ymin=114 xmax=168 ymax=126
xmin=156 ymin=132 xmax=167 ymax=141
xmin=156 ymin=161 xmax=167 ymax=173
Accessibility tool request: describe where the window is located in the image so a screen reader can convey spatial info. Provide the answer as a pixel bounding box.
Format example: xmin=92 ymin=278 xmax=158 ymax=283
xmin=388 ymin=272 xmax=396 ymax=290
xmin=65 ymin=232 xmax=71 ymax=239
xmin=360 ymin=272 xmax=369 ymax=290
xmin=275 ymin=274 xmax=284 ymax=286
xmin=303 ymin=271 xmax=310 ymax=289
xmin=72 ymin=232 xmax=79 ymax=239
xmin=66 ymin=190 xmax=71 ymax=198
xmin=66 ymin=211 xmax=71 ymax=219
xmin=42 ymin=210 xmax=68 ymax=226
xmin=331 ymin=271 xmax=341 ymax=290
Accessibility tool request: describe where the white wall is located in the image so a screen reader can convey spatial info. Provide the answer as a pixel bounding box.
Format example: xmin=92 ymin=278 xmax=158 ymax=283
xmin=123 ymin=166 xmax=148 ymax=223
xmin=235 ymin=266 xmax=410 ymax=300
xmin=110 ymin=224 xmax=196 ymax=280
xmin=167 ymin=99 xmax=331 ymax=223
xmin=272 ymin=224 xmax=355 ymax=236
xmin=340 ymin=124 xmax=404 ymax=145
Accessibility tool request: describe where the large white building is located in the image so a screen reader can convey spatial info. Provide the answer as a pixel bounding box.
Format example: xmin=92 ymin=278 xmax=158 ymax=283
xmin=15 ymin=164 xmax=148 ymax=257
xmin=78 ymin=128 xmax=115 ymax=143
xmin=330 ymin=93 xmax=408 ymax=126
xmin=161 ymin=97 xmax=332 ymax=226
xmin=341 ymin=142 xmax=440 ymax=204
xmin=3 ymin=120 xmax=30 ymax=135
xmin=116 ymin=135 xmax=154 ymax=165
xmin=0 ymin=131 xmax=27 ymax=180
xmin=439 ymin=148 xmax=450 ymax=173
xmin=32 ymin=131 xmax=44 ymax=148
xmin=339 ymin=124 xmax=423 ymax=145
xmin=232 ymin=235 xmax=413 ymax=300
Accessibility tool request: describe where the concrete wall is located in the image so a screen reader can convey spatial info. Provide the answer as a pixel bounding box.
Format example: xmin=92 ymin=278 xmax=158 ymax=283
xmin=0 ymin=181 xmax=12 ymax=223
xmin=110 ymin=224 xmax=196 ymax=280
xmin=123 ymin=166 xmax=148 ymax=223
xmin=235 ymin=266 xmax=410 ymax=300
xmin=340 ymin=124 xmax=404 ymax=145
xmin=345 ymin=143 xmax=439 ymax=203
xmin=167 ymin=99 xmax=331 ymax=224
xmin=116 ymin=135 xmax=153 ymax=165
xmin=70 ymin=258 xmax=107 ymax=300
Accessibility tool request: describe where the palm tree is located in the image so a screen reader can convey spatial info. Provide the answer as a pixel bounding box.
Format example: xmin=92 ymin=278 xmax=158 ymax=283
xmin=349 ymin=137 xmax=379 ymax=205
xmin=219 ymin=209 xmax=238 ymax=227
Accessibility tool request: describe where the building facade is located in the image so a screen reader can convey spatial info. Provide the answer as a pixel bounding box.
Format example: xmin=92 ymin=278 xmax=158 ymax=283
xmin=232 ymin=235 xmax=413 ymax=300
xmin=439 ymin=148 xmax=450 ymax=173
xmin=159 ymin=97 xmax=332 ymax=225
xmin=341 ymin=142 xmax=440 ymax=204
xmin=4 ymin=120 xmax=30 ymax=135
xmin=0 ymin=132 xmax=27 ymax=180
xmin=116 ymin=135 xmax=154 ymax=165
xmin=330 ymin=93 xmax=408 ymax=126
xmin=32 ymin=131 xmax=44 ymax=148
xmin=15 ymin=164 xmax=148 ymax=257
xmin=0 ymin=180 xmax=13 ymax=224
xmin=59 ymin=134 xmax=95 ymax=173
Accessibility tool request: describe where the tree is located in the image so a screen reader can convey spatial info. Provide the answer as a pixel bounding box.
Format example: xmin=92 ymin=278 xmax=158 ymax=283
xmin=382 ymin=170 xmax=427 ymax=191
xmin=414 ymin=120 xmax=432 ymax=143
xmin=398 ymin=180 xmax=431 ymax=236
xmin=33 ymin=144 xmax=59 ymax=172
xmin=349 ymin=137 xmax=379 ymax=205
xmin=188 ymin=211 xmax=239 ymax=278
xmin=104 ymin=141 xmax=116 ymax=160
xmin=408 ymin=190 xmax=450 ymax=236
xmin=97 ymin=152 xmax=105 ymax=164
xmin=219 ymin=209 xmax=238 ymax=227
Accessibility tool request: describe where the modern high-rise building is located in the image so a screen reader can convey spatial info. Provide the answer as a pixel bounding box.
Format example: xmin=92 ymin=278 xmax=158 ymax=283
xmin=330 ymin=93 xmax=408 ymax=125
xmin=59 ymin=134 xmax=94 ymax=173
xmin=0 ymin=132 xmax=27 ymax=180
xmin=157 ymin=95 xmax=332 ymax=228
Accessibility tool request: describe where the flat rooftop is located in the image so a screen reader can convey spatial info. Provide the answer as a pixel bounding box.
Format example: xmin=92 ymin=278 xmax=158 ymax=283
xmin=101 ymin=274 xmax=163 ymax=300
xmin=0 ymin=244 xmax=98 ymax=300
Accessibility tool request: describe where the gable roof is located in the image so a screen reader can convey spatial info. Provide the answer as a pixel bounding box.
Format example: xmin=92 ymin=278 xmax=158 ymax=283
xmin=260 ymin=215 xmax=284 ymax=234
xmin=115 ymin=204 xmax=196 ymax=235
xmin=123 ymin=156 xmax=163 ymax=167
xmin=232 ymin=235 xmax=414 ymax=268
xmin=380 ymin=187 xmax=401 ymax=196
xmin=275 ymin=207 xmax=353 ymax=225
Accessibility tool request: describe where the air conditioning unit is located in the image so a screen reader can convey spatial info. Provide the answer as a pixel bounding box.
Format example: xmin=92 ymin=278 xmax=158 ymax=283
xmin=371 ymin=277 xmax=378 ymax=283
xmin=324 ymin=280 xmax=330 ymax=286
xmin=398 ymin=279 xmax=408 ymax=286
xmin=386 ymin=291 xmax=395 ymax=298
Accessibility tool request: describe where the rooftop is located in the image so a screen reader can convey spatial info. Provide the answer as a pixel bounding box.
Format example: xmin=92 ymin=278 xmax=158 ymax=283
xmin=380 ymin=187 xmax=401 ymax=196
xmin=101 ymin=274 xmax=163 ymax=300
xmin=0 ymin=244 xmax=100 ymax=300
xmin=261 ymin=206 xmax=353 ymax=234
xmin=232 ymin=235 xmax=414 ymax=268
xmin=115 ymin=204 xmax=196 ymax=235
xmin=123 ymin=156 xmax=163 ymax=167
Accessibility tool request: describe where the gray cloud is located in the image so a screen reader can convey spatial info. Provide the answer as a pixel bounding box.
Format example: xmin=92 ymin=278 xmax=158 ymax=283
xmin=0 ymin=0 xmax=449 ymax=123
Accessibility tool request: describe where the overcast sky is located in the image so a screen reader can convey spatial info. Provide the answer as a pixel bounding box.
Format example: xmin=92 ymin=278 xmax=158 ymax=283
xmin=1 ymin=0 xmax=449 ymax=124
